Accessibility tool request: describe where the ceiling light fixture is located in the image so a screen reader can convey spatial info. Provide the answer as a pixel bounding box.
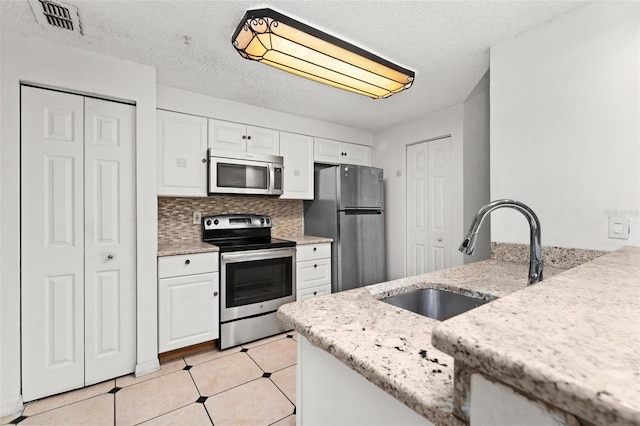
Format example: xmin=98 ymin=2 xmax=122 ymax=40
xmin=231 ymin=8 xmax=415 ymax=99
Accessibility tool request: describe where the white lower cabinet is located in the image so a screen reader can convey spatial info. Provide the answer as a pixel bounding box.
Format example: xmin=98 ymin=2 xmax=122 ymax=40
xmin=296 ymin=243 xmax=331 ymax=301
xmin=158 ymin=252 xmax=219 ymax=353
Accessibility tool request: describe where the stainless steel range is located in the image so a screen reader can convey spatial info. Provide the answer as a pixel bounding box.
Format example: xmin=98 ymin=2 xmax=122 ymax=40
xmin=203 ymin=214 xmax=296 ymax=349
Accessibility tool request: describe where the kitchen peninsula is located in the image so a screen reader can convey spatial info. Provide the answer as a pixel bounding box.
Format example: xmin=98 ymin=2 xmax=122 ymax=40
xmin=277 ymin=247 xmax=640 ymax=425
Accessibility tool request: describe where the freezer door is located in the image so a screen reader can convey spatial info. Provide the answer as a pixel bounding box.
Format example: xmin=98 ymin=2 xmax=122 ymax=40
xmin=337 ymin=210 xmax=386 ymax=291
xmin=338 ymin=165 xmax=384 ymax=209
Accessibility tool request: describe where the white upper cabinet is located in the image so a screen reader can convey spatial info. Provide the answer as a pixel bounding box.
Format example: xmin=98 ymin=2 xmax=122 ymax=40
xmin=280 ymin=132 xmax=314 ymax=200
xmin=209 ymin=118 xmax=280 ymax=156
xmin=157 ymin=110 xmax=208 ymax=197
xmin=314 ymin=138 xmax=371 ymax=166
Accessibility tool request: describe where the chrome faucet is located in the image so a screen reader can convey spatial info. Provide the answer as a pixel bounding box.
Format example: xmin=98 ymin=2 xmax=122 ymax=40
xmin=459 ymin=199 xmax=543 ymax=285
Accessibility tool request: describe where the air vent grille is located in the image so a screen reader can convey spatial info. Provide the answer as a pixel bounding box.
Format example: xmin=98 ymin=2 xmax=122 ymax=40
xmin=28 ymin=0 xmax=83 ymax=35
xmin=39 ymin=0 xmax=74 ymax=31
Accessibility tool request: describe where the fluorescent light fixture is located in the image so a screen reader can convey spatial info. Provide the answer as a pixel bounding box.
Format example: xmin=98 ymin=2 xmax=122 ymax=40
xmin=231 ymin=8 xmax=415 ymax=99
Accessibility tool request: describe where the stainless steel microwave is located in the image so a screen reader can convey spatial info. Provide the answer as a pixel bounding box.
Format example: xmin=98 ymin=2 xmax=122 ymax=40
xmin=208 ymin=149 xmax=283 ymax=196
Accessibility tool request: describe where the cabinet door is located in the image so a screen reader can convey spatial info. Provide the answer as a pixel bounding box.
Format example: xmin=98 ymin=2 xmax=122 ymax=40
xmin=208 ymin=119 xmax=246 ymax=152
xmin=314 ymin=137 xmax=342 ymax=164
xmin=157 ymin=110 xmax=208 ymax=196
xmin=344 ymin=143 xmax=371 ymax=166
xmin=158 ymin=273 xmax=219 ymax=353
xmin=247 ymin=126 xmax=280 ymax=156
xmin=280 ymin=132 xmax=314 ymax=199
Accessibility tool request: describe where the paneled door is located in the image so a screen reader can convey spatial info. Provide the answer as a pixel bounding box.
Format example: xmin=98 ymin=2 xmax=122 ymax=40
xmin=406 ymin=137 xmax=452 ymax=275
xmin=83 ymin=97 xmax=136 ymax=385
xmin=21 ymin=86 xmax=136 ymax=401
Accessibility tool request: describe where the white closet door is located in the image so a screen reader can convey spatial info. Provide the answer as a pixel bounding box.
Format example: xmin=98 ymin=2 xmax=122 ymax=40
xmin=84 ymin=98 xmax=136 ymax=384
xmin=406 ymin=137 xmax=452 ymax=276
xmin=21 ymin=86 xmax=85 ymax=401
xmin=427 ymin=138 xmax=452 ymax=271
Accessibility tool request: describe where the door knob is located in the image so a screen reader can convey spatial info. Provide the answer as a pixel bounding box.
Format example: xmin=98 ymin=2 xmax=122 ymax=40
xmin=107 ymin=254 xmax=114 ymax=260
xmin=185 ymin=259 xmax=191 ymax=265
xmin=201 ymin=158 xmax=207 ymax=163
xmin=213 ymin=291 xmax=218 ymax=297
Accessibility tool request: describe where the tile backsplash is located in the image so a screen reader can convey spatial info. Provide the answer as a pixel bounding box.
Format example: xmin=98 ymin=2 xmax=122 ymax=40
xmin=158 ymin=196 xmax=303 ymax=245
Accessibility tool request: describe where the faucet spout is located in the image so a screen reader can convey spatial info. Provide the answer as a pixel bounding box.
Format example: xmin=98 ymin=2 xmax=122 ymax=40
xmin=460 ymin=199 xmax=543 ymax=285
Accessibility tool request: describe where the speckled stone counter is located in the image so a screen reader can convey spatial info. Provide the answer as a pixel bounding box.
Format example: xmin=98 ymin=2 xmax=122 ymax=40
xmin=432 ymin=247 xmax=640 ymax=426
xmin=277 ymin=260 xmax=567 ymax=425
xmin=276 ymin=234 xmax=333 ymax=245
xmin=157 ymin=241 xmax=219 ymax=257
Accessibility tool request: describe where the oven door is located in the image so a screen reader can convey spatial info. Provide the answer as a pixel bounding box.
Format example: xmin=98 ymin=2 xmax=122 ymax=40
xmin=220 ymin=247 xmax=296 ymax=322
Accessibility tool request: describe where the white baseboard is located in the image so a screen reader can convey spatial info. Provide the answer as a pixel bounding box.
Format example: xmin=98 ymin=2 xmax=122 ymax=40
xmin=0 ymin=393 xmax=23 ymax=418
xmin=134 ymin=358 xmax=160 ymax=377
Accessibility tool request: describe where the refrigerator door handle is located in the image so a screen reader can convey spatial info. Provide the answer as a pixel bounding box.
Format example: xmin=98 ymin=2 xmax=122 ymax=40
xmin=343 ymin=208 xmax=382 ymax=215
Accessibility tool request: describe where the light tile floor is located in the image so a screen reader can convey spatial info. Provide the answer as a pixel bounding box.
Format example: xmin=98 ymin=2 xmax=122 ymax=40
xmin=2 ymin=332 xmax=298 ymax=426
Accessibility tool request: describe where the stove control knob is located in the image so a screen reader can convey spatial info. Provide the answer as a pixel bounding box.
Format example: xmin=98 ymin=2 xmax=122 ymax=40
xmin=266 ymin=218 xmax=270 ymax=224
xmin=213 ymin=219 xmax=219 ymax=226
xmin=205 ymin=219 xmax=212 ymax=226
xmin=260 ymin=218 xmax=265 ymax=224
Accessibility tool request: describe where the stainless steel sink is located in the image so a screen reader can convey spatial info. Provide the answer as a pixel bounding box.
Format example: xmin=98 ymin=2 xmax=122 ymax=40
xmin=381 ymin=288 xmax=489 ymax=321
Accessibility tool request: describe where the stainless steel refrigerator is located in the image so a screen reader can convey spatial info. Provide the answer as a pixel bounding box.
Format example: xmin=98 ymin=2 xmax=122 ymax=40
xmin=304 ymin=164 xmax=386 ymax=293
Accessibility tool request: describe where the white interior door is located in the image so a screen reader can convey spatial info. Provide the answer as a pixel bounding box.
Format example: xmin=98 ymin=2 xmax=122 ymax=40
xmin=84 ymin=98 xmax=136 ymax=385
xmin=21 ymin=86 xmax=85 ymax=401
xmin=21 ymin=87 xmax=136 ymax=401
xmin=406 ymin=137 xmax=452 ymax=276
xmin=427 ymin=139 xmax=452 ymax=271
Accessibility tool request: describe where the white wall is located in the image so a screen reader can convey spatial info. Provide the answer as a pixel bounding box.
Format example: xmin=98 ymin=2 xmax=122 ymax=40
xmin=372 ymin=74 xmax=491 ymax=280
xmin=372 ymin=106 xmax=465 ymax=280
xmin=490 ymin=2 xmax=640 ymax=250
xmin=157 ymin=85 xmax=373 ymax=146
xmin=0 ymin=30 xmax=158 ymax=415
xmin=463 ymin=72 xmax=491 ymax=263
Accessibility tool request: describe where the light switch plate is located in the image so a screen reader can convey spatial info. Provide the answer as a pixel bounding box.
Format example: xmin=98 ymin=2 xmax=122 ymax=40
xmin=608 ymin=215 xmax=630 ymax=239
xmin=193 ymin=211 xmax=202 ymax=225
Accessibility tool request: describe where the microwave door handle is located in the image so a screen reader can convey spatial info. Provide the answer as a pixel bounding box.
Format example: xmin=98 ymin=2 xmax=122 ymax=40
xmin=268 ymin=163 xmax=274 ymax=193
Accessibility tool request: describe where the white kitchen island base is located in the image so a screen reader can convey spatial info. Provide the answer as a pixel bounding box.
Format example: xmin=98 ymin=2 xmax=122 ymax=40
xmin=297 ymin=336 xmax=433 ymax=426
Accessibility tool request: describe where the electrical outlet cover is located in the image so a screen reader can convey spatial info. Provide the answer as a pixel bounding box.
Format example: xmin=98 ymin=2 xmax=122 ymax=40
xmin=608 ymin=215 xmax=630 ymax=239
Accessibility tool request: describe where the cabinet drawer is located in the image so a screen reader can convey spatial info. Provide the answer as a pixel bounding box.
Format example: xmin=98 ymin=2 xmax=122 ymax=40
xmin=297 ymin=258 xmax=331 ymax=290
xmin=297 ymin=284 xmax=331 ymax=301
xmin=158 ymin=252 xmax=219 ymax=278
xmin=296 ymin=243 xmax=331 ymax=262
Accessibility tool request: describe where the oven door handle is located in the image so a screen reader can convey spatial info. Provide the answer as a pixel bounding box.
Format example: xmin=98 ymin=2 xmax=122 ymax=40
xmin=221 ymin=248 xmax=296 ymax=263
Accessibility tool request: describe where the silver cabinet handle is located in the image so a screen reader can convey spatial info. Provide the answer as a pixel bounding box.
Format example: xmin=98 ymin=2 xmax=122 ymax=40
xmin=107 ymin=254 xmax=114 ymax=260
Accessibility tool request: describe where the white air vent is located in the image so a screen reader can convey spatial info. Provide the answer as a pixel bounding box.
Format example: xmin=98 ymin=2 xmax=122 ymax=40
xmin=28 ymin=0 xmax=82 ymax=35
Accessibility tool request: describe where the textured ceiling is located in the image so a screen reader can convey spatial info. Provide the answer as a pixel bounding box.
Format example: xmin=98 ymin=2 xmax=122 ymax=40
xmin=1 ymin=0 xmax=587 ymax=131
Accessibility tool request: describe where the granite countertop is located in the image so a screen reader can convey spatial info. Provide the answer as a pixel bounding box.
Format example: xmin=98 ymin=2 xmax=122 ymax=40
xmin=432 ymin=247 xmax=640 ymax=426
xmin=277 ymin=259 xmax=567 ymax=425
xmin=276 ymin=235 xmax=333 ymax=245
xmin=157 ymin=241 xmax=219 ymax=257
